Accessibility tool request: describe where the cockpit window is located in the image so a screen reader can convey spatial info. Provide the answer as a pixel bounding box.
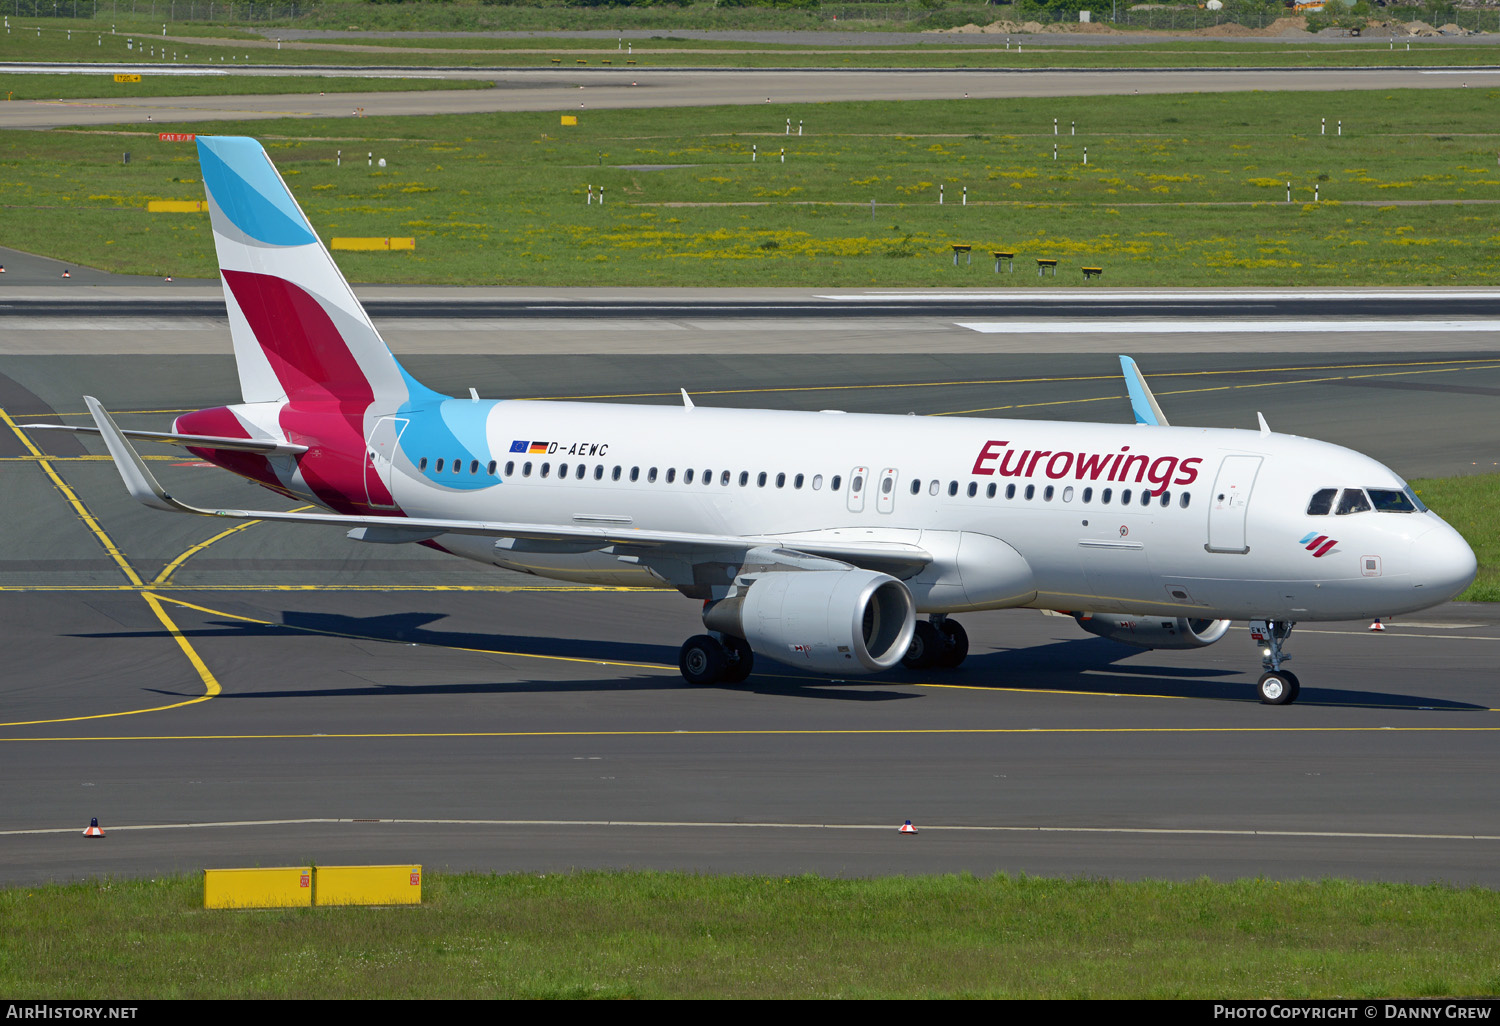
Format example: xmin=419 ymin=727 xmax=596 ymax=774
xmin=1335 ymin=488 xmax=1372 ymax=515
xmin=1306 ymin=488 xmax=1337 ymax=516
xmin=1368 ymin=488 xmax=1416 ymax=513
xmin=1404 ymin=486 xmax=1429 ymax=513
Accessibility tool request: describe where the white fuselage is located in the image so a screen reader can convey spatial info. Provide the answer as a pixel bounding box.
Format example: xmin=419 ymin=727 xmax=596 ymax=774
xmin=319 ymin=398 xmax=1476 ymax=623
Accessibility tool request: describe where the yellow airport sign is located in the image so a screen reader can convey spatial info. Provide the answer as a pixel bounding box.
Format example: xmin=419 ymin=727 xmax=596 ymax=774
xmin=203 ymin=867 xmax=312 ymax=909
xmin=560 ymin=115 xmax=577 ymax=126
xmin=147 ymin=200 xmax=207 ymax=213
xmin=113 ymin=74 xmax=141 ymax=83
xmin=329 ymin=237 xmax=415 ymax=252
xmin=314 ymin=865 xmax=422 ymax=906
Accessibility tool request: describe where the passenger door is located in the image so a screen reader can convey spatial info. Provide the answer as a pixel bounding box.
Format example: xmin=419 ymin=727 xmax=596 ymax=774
xmin=1206 ymin=455 xmax=1262 ymax=554
xmin=365 ymin=416 xmax=408 ymax=509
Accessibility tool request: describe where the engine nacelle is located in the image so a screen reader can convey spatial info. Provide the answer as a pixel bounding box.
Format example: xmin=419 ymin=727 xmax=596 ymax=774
xmin=1072 ymin=613 xmax=1231 ymax=650
xmin=704 ymin=570 xmax=916 ymax=674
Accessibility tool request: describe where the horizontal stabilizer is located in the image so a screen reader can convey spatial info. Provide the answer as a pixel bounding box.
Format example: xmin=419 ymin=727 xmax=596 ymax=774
xmin=20 ymin=422 xmax=307 ymax=455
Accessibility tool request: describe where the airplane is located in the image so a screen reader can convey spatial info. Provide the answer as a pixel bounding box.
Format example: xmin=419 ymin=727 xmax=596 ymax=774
xmin=29 ymin=136 xmax=1478 ymax=706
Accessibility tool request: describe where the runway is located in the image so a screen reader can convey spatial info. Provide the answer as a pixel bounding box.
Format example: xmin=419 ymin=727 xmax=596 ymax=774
xmin=2 ymin=328 xmax=1499 ymax=886
xmin=3 ymin=67 xmax=1496 ymax=129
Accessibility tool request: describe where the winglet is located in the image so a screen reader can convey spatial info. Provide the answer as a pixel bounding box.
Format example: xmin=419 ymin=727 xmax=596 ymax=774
xmin=1257 ymin=411 xmax=1271 ymax=436
xmin=84 ymin=396 xmax=203 ymax=515
xmin=680 ymin=388 xmax=695 ymax=410
xmin=1119 ymin=355 xmax=1169 ymax=427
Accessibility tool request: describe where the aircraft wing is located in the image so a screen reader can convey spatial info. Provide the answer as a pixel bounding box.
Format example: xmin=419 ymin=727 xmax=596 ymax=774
xmin=82 ymin=397 xmax=931 ymax=576
xmin=20 ymin=422 xmax=308 ymax=455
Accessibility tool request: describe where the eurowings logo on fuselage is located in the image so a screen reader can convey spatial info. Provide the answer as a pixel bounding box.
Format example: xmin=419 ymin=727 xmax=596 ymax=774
xmin=1300 ymin=532 xmax=1339 ymax=558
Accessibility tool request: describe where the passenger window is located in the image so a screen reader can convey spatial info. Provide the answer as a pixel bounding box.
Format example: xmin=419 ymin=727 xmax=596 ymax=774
xmin=986 ymin=483 xmax=996 ymax=499
xmin=1024 ymin=484 xmax=1035 ymax=500
xmin=883 ymin=477 xmax=894 ymax=495
xmin=522 ymin=462 xmax=531 ymax=477
xmin=419 ymin=458 xmax=429 ymax=471
xmin=1140 ymin=490 xmax=1151 ymax=507
xmin=831 ymin=475 xmax=842 ymax=491
xmin=721 ymin=471 xmax=730 ymax=486
xmin=577 ymin=464 xmax=586 ymax=480
xmin=1062 ymin=486 xmax=1074 ymax=502
xmin=630 ymin=467 xmax=640 ymax=482
xmin=558 ymin=463 xmax=568 ymax=479
xmin=1121 ymin=489 xmax=1132 ymax=505
xmin=685 ymin=469 xmax=695 ymax=484
xmin=1336 ymin=488 xmax=1371 ymax=515
xmin=470 ymin=460 xmax=480 ymax=474
xmin=794 ymin=474 xmax=804 ymax=489
xmin=910 ymin=479 xmax=921 ymax=496
xmin=777 ymin=473 xmax=787 ymax=489
xmin=453 ymin=458 xmax=462 ymax=474
xmin=929 ymin=480 xmax=940 ymax=496
xmin=1306 ymin=488 xmax=1337 ymax=516
xmin=594 ymin=465 xmax=604 ymax=480
xmin=1368 ymin=488 xmax=1416 ymax=513
xmin=1082 ymin=487 xmax=1092 ymax=503
xmin=1159 ymin=491 xmax=1170 ymax=507
xmin=1102 ymin=488 xmax=1112 ymax=504
xmin=812 ymin=474 xmax=822 ymax=490
xmin=666 ymin=468 xmax=676 ymax=483
xmin=488 ymin=460 xmax=497 ymax=475
xmin=704 ymin=469 xmax=713 ymax=486
xmin=739 ymin=471 xmax=748 ymax=487
xmin=541 ymin=463 xmax=551 ymax=479
xmin=649 ymin=467 xmax=658 ymax=483
xmin=1043 ymin=485 xmax=1054 ymax=501
xmin=947 ymin=481 xmax=958 ymax=497
xmin=504 ymin=461 xmax=514 ymax=476
xmin=436 ymin=458 xmax=445 ymax=473
xmin=966 ymin=482 xmax=977 ymax=498
xmin=1005 ymin=484 xmax=1016 ymax=499
xmin=1180 ymin=492 xmax=1191 ymax=509
xmin=853 ymin=474 xmax=865 ymax=493
xmin=757 ymin=472 xmax=767 ymax=487
xmin=612 ymin=466 xmax=622 ymax=481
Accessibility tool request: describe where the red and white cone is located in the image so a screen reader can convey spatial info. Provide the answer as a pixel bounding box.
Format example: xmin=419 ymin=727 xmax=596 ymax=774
xmin=898 ymin=820 xmax=917 ymax=835
xmin=1370 ymin=619 xmax=1385 ymax=632
xmin=83 ymin=817 xmax=104 ymax=838
xmin=61 ymin=269 xmax=70 ymax=278
xmin=163 ymin=275 xmax=172 ymax=282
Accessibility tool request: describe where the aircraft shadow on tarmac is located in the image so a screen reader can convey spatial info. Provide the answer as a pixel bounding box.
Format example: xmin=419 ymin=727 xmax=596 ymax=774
xmin=79 ymin=607 xmax=1492 ymax=711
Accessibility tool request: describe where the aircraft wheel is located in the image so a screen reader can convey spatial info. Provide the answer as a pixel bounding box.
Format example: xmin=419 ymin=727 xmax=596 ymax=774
xmin=902 ymin=620 xmax=941 ymax=670
xmin=1257 ymin=670 xmax=1300 ymax=706
xmin=680 ymin=634 xmax=727 ymax=685
xmin=721 ymin=636 xmax=755 ymax=684
xmin=938 ymin=619 xmax=969 ymax=669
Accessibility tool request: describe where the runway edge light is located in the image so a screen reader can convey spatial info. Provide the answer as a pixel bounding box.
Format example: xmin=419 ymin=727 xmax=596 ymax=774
xmin=899 ymin=820 xmax=917 ymax=835
xmin=83 ymin=817 xmax=104 ymax=838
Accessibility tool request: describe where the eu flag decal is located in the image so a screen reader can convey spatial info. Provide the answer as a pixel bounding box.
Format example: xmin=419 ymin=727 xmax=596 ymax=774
xmin=509 ymin=440 xmax=529 ymax=453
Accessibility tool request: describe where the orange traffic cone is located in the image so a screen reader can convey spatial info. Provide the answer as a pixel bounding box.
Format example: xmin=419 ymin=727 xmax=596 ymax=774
xmin=163 ymin=275 xmax=172 ymax=282
xmin=61 ymin=269 xmax=70 ymax=278
xmin=83 ymin=817 xmax=104 ymax=838
xmin=1370 ymin=619 xmax=1385 ymax=632
xmin=898 ymin=820 xmax=917 ymax=835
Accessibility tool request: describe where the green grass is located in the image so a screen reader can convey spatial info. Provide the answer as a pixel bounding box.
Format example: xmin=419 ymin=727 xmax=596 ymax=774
xmin=7 ymin=89 xmax=1500 ymax=287
xmin=10 ymin=20 xmax=1500 ymax=69
xmin=2 ymin=871 xmax=1498 ymax=997
xmin=1411 ymin=474 xmax=1500 ymax=602
xmin=0 ymin=72 xmax=490 ymax=100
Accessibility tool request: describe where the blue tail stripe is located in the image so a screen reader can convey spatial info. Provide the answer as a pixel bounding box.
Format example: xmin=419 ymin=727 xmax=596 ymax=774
xmin=198 ymin=137 xmax=317 ymax=248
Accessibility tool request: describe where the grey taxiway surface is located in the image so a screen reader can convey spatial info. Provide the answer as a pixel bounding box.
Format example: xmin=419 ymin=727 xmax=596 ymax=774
xmin=3 ymin=67 xmax=1496 ymax=129
xmin=2 ymin=281 xmax=1499 ymax=887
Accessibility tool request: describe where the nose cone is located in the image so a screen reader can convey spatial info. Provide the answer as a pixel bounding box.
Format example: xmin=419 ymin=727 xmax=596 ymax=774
xmin=1412 ymin=523 xmax=1478 ymax=604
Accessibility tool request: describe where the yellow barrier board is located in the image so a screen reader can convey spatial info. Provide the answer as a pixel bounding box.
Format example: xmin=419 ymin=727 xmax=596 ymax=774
xmin=113 ymin=74 xmax=142 ymax=83
xmin=560 ymin=115 xmax=577 ymax=126
xmin=204 ymin=867 xmax=312 ymax=909
xmin=146 ymin=200 xmax=207 ymax=213
xmin=315 ymin=865 xmax=422 ymax=906
xmin=329 ymin=237 xmax=415 ymax=252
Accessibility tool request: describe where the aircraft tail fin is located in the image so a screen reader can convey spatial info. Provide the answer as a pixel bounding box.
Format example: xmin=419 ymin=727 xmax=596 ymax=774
xmin=196 ymin=136 xmax=439 ymax=407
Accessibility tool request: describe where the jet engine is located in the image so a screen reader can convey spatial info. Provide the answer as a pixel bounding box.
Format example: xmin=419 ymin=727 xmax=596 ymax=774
xmin=1071 ymin=613 xmax=1231 ymax=650
xmin=704 ymin=569 xmax=916 ymax=674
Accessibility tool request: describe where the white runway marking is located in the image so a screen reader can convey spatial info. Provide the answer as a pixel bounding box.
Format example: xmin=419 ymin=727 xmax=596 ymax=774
xmin=956 ymin=320 xmax=1500 ymax=334
xmin=2 ymin=817 xmax=1496 ymax=842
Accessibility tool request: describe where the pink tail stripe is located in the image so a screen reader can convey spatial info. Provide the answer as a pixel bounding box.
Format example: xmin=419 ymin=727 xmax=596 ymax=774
xmin=222 ymin=269 xmax=373 ymax=404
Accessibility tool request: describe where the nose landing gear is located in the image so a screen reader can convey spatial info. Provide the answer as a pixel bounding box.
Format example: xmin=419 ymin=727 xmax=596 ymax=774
xmin=1250 ymin=619 xmax=1299 ymax=705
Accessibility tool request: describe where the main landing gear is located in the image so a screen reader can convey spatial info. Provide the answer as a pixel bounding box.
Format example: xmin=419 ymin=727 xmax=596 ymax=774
xmin=1250 ymin=619 xmax=1299 ymax=705
xmin=679 ymin=633 xmax=754 ymax=686
xmin=902 ymin=615 xmax=969 ymax=671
